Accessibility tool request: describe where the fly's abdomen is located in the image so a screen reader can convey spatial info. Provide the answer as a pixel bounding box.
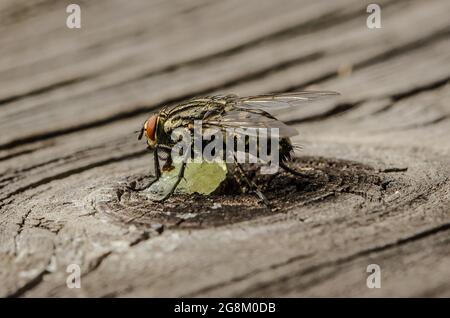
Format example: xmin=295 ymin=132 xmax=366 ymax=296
xmin=188 ymin=132 xmax=294 ymax=165
xmin=279 ymin=137 xmax=294 ymax=163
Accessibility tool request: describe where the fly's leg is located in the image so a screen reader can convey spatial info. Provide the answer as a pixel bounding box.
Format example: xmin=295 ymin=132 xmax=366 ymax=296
xmin=152 ymin=135 xmax=193 ymax=201
xmin=233 ymin=157 xmax=271 ymax=208
xmin=146 ymin=143 xmax=175 ymax=180
xmin=231 ymin=166 xmax=248 ymax=194
xmin=153 ymin=146 xmax=161 ymax=179
xmin=129 ymin=145 xmax=164 ymax=191
xmin=279 ymin=161 xmax=314 ymax=178
xmin=154 ymin=160 xmax=187 ymax=202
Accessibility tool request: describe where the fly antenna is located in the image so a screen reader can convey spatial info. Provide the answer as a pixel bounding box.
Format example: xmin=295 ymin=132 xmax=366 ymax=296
xmin=137 ymin=128 xmax=144 ymax=140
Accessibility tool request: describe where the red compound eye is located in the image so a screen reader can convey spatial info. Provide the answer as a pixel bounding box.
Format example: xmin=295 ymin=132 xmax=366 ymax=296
xmin=145 ymin=115 xmax=158 ymax=141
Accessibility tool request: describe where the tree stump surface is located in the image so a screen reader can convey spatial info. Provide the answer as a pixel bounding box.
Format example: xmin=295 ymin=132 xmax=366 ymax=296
xmin=1 ymin=0 xmax=449 ymax=297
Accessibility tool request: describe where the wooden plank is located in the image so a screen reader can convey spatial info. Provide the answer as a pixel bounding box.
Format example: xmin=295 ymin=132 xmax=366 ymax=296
xmin=0 ymin=0 xmax=449 ymax=297
xmin=0 ymin=0 xmax=400 ymax=146
xmin=1 ymin=0 xmax=449 ymax=150
xmin=0 ymin=0 xmax=363 ymax=100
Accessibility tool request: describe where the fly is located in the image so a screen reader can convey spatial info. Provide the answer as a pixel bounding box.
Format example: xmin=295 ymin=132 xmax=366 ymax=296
xmin=137 ymin=91 xmax=339 ymax=207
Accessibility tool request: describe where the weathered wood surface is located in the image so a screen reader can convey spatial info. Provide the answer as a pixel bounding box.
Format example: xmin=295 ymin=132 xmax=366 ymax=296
xmin=1 ymin=0 xmax=450 ymax=297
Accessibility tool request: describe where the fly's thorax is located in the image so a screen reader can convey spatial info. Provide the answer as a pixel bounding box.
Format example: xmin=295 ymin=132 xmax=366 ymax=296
xmin=154 ymin=116 xmax=172 ymax=145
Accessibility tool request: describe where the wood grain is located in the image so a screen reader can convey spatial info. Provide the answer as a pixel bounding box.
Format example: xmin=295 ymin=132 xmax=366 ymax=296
xmin=0 ymin=0 xmax=449 ymax=297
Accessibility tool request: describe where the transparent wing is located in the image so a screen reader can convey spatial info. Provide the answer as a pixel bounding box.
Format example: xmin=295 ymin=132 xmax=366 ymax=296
xmin=205 ymin=110 xmax=298 ymax=138
xmin=239 ymin=91 xmax=339 ymax=110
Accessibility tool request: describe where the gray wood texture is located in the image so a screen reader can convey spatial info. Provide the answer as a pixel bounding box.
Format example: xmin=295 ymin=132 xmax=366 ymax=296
xmin=0 ymin=0 xmax=449 ymax=297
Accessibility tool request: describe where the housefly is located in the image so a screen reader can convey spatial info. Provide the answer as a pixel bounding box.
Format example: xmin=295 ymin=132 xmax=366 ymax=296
xmin=137 ymin=91 xmax=339 ymax=206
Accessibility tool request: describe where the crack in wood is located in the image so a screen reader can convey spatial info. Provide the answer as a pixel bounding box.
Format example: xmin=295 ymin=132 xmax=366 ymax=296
xmin=0 ymin=1 xmax=439 ymax=152
xmin=0 ymin=76 xmax=89 ymax=107
xmin=0 ymin=0 xmax=400 ymax=110
xmin=13 ymin=209 xmax=32 ymax=256
xmin=191 ymin=221 xmax=450 ymax=297
xmin=2 ymin=0 xmax=450 ymax=297
xmin=0 ymin=150 xmax=147 ymax=205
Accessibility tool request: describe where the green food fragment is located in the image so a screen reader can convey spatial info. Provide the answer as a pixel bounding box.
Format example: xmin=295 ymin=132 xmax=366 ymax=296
xmin=145 ymin=160 xmax=227 ymax=199
xmin=178 ymin=160 xmax=228 ymax=194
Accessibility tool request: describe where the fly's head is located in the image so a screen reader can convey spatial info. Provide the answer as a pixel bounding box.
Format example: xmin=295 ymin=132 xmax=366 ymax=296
xmin=138 ymin=114 xmax=158 ymax=147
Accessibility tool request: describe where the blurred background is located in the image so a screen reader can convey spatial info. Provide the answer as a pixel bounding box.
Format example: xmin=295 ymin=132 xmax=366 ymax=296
xmin=1 ymin=0 xmax=449 ymax=148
